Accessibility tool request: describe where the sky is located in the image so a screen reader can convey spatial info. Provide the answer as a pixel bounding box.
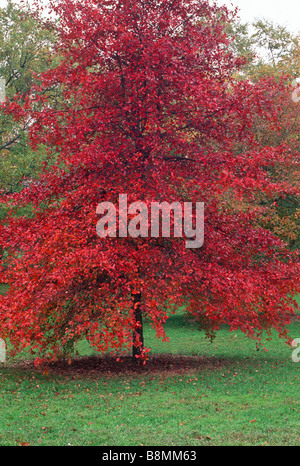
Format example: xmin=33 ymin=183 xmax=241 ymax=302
xmin=0 ymin=0 xmax=299 ymax=35
xmin=220 ymin=0 xmax=300 ymax=35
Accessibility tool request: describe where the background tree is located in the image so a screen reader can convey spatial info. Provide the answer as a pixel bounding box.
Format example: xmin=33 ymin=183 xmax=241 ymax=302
xmin=0 ymin=0 xmax=59 ymax=266
xmin=229 ymin=19 xmax=300 ymax=249
xmin=0 ymin=0 xmax=299 ymax=365
xmin=0 ymin=0 xmax=58 ymax=198
xmin=228 ymin=19 xmax=298 ymax=79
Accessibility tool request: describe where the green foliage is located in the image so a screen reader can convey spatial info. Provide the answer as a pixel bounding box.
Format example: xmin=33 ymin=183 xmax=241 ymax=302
xmin=251 ymin=20 xmax=297 ymax=68
xmin=226 ymin=21 xmax=256 ymax=67
xmin=229 ymin=18 xmax=299 ymax=79
xmin=0 ymin=0 xmax=58 ymax=194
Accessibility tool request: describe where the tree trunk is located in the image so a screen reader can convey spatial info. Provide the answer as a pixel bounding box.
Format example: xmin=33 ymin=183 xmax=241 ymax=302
xmin=131 ymin=290 xmax=144 ymax=362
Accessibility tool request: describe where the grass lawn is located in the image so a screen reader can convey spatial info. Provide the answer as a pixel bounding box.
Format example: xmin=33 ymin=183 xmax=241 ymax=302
xmin=0 ymin=283 xmax=299 ymax=446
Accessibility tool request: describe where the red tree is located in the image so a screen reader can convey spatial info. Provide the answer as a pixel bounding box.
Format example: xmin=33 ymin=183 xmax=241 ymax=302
xmin=0 ymin=0 xmax=299 ymax=365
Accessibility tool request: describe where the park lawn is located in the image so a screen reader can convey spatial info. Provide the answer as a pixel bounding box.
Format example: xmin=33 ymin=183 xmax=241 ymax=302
xmin=0 ymin=294 xmax=299 ymax=446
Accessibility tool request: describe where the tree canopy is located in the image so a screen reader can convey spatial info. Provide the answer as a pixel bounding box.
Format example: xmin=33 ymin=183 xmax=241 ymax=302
xmin=0 ymin=0 xmax=299 ymax=365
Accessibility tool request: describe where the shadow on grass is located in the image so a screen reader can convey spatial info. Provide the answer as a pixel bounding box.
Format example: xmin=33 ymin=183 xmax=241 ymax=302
xmin=7 ymin=353 xmax=257 ymax=379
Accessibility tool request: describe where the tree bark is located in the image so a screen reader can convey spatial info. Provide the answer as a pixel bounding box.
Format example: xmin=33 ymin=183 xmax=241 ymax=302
xmin=131 ymin=290 xmax=144 ymax=362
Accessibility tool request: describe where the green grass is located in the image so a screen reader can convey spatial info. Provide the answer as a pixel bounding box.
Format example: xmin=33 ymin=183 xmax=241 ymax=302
xmin=0 ymin=284 xmax=9 ymax=296
xmin=0 ymin=295 xmax=299 ymax=446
